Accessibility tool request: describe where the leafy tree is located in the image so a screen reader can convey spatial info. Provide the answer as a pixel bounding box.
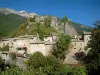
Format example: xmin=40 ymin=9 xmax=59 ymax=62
xmin=52 ymin=33 xmax=71 ymax=60
xmin=0 ymin=65 xmax=24 ymax=75
xmin=67 ymin=66 xmax=86 ymax=75
xmin=85 ymin=20 xmax=100 ymax=74
xmin=27 ymin=52 xmax=46 ymax=68
xmin=1 ymin=52 xmax=87 ymax=75
xmin=26 ymin=52 xmax=69 ymax=75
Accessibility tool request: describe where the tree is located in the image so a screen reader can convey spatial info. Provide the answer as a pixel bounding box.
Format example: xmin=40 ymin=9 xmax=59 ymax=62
xmin=0 ymin=56 xmax=3 ymax=65
xmin=27 ymin=52 xmax=46 ymax=69
xmin=85 ymin=20 xmax=100 ymax=74
xmin=94 ymin=20 xmax=100 ymax=28
xmin=36 ymin=22 xmax=44 ymax=40
xmin=67 ymin=66 xmax=86 ymax=75
xmin=44 ymin=16 xmax=52 ymax=27
xmin=0 ymin=45 xmax=9 ymax=51
xmin=1 ymin=52 xmax=87 ymax=75
xmin=0 ymin=65 xmax=24 ymax=75
xmin=26 ymin=52 xmax=68 ymax=75
xmin=30 ymin=15 xmax=36 ymax=22
xmin=62 ymin=15 xmax=69 ymax=33
xmin=52 ymin=33 xmax=71 ymax=60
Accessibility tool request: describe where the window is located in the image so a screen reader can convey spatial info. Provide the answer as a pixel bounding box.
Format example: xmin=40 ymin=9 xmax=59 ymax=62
xmin=12 ymin=43 xmax=14 ymax=45
xmin=74 ymin=43 xmax=76 ymax=46
xmin=74 ymin=48 xmax=76 ymax=49
xmin=17 ymin=47 xmax=22 ymax=50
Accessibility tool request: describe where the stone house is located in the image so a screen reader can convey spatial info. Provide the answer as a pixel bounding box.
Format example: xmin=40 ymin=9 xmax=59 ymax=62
xmin=69 ymin=31 xmax=91 ymax=53
xmin=0 ymin=34 xmax=57 ymax=56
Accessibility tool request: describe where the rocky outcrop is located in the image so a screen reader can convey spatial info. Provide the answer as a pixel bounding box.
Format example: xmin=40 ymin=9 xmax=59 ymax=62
xmin=65 ymin=23 xmax=77 ymax=36
xmin=51 ymin=16 xmax=77 ymax=35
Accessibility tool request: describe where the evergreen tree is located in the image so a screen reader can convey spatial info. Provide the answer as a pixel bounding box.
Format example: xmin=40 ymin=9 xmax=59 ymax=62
xmin=62 ymin=15 xmax=69 ymax=33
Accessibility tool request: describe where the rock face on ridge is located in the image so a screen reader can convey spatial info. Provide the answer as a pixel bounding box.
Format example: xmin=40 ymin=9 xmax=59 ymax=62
xmin=51 ymin=16 xmax=77 ymax=35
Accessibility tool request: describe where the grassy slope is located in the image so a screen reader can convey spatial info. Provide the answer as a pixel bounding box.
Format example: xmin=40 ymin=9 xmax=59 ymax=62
xmin=14 ymin=23 xmax=57 ymax=37
xmin=29 ymin=24 xmax=57 ymax=35
xmin=0 ymin=13 xmax=26 ymax=37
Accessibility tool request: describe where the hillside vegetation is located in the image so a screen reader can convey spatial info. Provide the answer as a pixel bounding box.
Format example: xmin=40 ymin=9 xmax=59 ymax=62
xmin=0 ymin=13 xmax=26 ymax=37
xmin=0 ymin=8 xmax=92 ymax=38
xmin=9 ymin=18 xmax=57 ymax=38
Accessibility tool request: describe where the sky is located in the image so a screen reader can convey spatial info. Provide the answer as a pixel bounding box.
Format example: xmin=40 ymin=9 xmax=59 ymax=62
xmin=0 ymin=0 xmax=100 ymax=27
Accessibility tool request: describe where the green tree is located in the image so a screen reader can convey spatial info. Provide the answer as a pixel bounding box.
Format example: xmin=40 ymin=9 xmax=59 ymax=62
xmin=62 ymin=15 xmax=69 ymax=33
xmin=36 ymin=22 xmax=44 ymax=40
xmin=15 ymin=23 xmax=27 ymax=36
xmin=94 ymin=20 xmax=100 ymax=28
xmin=85 ymin=20 xmax=100 ymax=74
xmin=67 ymin=66 xmax=86 ymax=75
xmin=30 ymin=15 xmax=36 ymax=22
xmin=27 ymin=52 xmax=46 ymax=68
xmin=1 ymin=52 xmax=87 ymax=75
xmin=52 ymin=33 xmax=71 ymax=60
xmin=26 ymin=52 xmax=68 ymax=75
xmin=44 ymin=16 xmax=52 ymax=27
xmin=0 ymin=45 xmax=9 ymax=51
xmin=0 ymin=56 xmax=3 ymax=65
xmin=0 ymin=66 xmax=24 ymax=75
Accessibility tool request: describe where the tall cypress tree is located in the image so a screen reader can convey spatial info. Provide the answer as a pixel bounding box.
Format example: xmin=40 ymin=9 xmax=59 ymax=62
xmin=62 ymin=15 xmax=69 ymax=33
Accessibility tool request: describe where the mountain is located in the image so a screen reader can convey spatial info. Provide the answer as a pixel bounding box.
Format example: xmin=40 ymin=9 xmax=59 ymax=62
xmin=0 ymin=11 xmax=26 ymax=37
xmin=0 ymin=8 xmax=17 ymax=14
xmin=18 ymin=10 xmax=37 ymax=18
xmin=69 ymin=21 xmax=92 ymax=34
xmin=0 ymin=8 xmax=37 ymax=18
xmin=0 ymin=8 xmax=92 ymax=38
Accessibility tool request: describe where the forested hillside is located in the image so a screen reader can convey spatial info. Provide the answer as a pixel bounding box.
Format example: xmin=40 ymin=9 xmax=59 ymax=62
xmin=0 ymin=13 xmax=26 ymax=37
